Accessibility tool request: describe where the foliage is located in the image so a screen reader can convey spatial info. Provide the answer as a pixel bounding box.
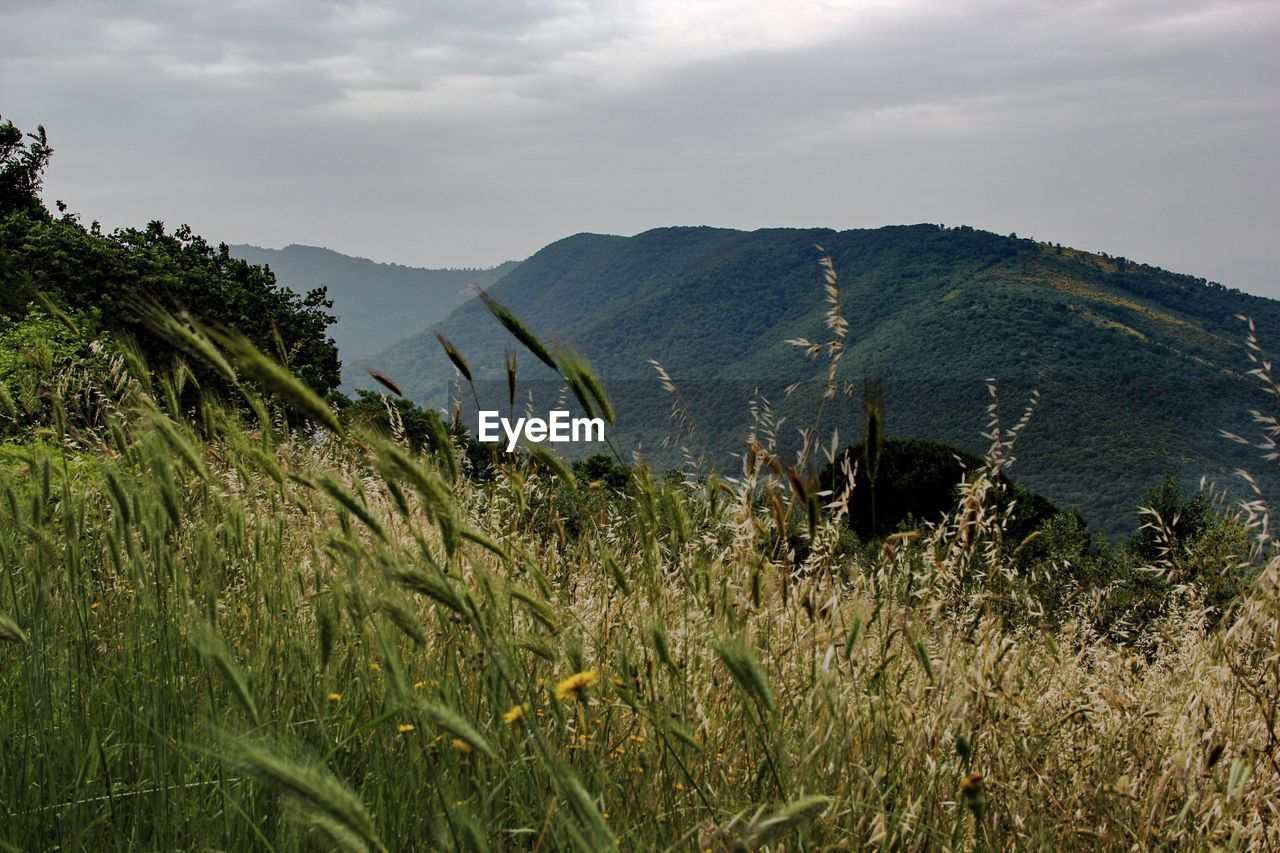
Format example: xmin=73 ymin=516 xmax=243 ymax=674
xmin=1 ymin=338 xmax=1278 ymax=848
xmin=0 ymin=118 xmax=341 ymax=408
xmin=0 ymin=309 xmax=124 ymax=441
xmin=339 ymin=389 xmax=444 ymax=454
xmin=1013 ymin=476 xmax=1253 ymax=639
xmin=819 ymin=436 xmax=1058 ymax=541
xmin=572 ymin=452 xmax=632 ymax=491
xmin=0 ymin=114 xmax=52 ymax=220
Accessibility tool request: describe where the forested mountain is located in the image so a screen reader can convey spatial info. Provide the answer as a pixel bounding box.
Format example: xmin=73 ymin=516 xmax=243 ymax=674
xmin=364 ymin=224 xmax=1280 ymax=536
xmin=229 ymin=243 xmax=516 ymax=380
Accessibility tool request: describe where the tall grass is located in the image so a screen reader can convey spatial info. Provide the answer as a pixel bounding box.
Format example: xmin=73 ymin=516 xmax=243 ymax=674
xmin=2 ymin=288 xmax=1280 ymax=849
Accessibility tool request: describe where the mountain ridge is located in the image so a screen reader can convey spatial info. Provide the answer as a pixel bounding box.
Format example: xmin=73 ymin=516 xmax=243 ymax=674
xmin=360 ymin=223 xmax=1279 ymax=536
xmin=228 ymin=243 xmax=518 ymax=382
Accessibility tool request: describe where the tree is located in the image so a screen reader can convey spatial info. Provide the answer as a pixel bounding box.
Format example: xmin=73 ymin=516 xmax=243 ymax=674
xmin=0 ymin=117 xmax=342 ymax=405
xmin=573 ymin=452 xmax=632 ymax=491
xmin=818 ymin=437 xmax=1058 ymax=541
xmin=0 ymin=115 xmax=52 ymax=219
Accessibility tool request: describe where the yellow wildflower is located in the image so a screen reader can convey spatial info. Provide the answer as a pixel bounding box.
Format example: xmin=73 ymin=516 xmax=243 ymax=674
xmin=327 ymin=692 xmax=342 ymax=703
xmin=451 ymin=738 xmax=472 ymax=755
xmin=555 ymin=670 xmax=598 ymax=701
xmin=397 ymin=723 xmax=415 ymax=734
xmin=503 ymin=704 xmax=527 ymax=725
xmin=370 ymin=661 xmax=381 ymax=673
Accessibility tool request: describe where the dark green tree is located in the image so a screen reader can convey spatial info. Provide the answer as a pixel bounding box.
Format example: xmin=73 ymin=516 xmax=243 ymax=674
xmin=0 ymin=117 xmax=341 ymax=406
xmin=0 ymin=115 xmax=52 ymax=219
xmin=819 ymin=436 xmax=1058 ymax=541
xmin=572 ymin=452 xmax=632 ymax=491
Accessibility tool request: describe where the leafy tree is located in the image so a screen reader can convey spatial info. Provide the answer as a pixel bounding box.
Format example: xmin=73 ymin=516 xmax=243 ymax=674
xmin=0 ymin=115 xmax=52 ymax=219
xmin=572 ymin=452 xmax=632 ymax=491
xmin=341 ymin=389 xmax=444 ymax=454
xmin=1015 ymin=476 xmax=1253 ymax=638
xmin=819 ymin=437 xmax=1058 ymax=541
xmin=0 ymin=117 xmax=341 ymax=411
xmin=1131 ymin=474 xmax=1212 ymax=564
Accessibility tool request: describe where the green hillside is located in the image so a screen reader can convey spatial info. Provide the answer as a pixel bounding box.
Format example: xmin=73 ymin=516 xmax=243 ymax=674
xmin=364 ymin=224 xmax=1280 ymax=536
xmin=229 ymin=243 xmax=516 ymax=381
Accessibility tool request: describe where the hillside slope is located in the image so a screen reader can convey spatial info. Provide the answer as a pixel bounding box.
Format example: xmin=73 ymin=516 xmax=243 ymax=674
xmin=364 ymin=225 xmax=1280 ymax=536
xmin=229 ymin=243 xmax=516 ymax=379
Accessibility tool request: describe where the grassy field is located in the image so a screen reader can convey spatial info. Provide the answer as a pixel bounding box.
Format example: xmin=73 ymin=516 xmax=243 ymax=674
xmin=3 ymin=320 xmax=1280 ymax=851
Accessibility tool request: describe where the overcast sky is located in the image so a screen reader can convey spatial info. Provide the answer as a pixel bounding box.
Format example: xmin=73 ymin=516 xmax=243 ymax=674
xmin=3 ymin=0 xmax=1277 ymax=294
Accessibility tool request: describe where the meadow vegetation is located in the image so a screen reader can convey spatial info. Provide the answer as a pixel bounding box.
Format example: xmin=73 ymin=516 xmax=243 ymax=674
xmin=2 ymin=270 xmax=1280 ymax=851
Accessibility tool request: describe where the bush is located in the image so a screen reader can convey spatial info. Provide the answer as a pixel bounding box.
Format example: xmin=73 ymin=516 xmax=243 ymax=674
xmin=0 ymin=308 xmax=121 ymax=440
xmin=818 ymin=436 xmax=1058 ymax=542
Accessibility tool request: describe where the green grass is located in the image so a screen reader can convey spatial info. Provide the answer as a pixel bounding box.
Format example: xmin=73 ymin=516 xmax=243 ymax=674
xmin=3 ymin=322 xmax=1280 ymax=849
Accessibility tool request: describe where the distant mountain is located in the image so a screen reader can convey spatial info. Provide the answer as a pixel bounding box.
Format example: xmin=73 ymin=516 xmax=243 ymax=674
xmin=363 ymin=225 xmax=1280 ymax=537
xmin=228 ymin=243 xmax=516 ymax=382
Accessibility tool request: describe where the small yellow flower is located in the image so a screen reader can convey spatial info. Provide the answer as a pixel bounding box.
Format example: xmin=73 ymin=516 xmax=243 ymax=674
xmin=555 ymin=670 xmax=598 ymax=701
xmin=503 ymin=704 xmax=527 ymax=725
xmin=370 ymin=661 xmax=381 ymax=673
xmin=451 ymin=738 xmax=471 ymax=755
xmin=90 ymin=601 xmax=101 ymax=610
xmin=413 ymin=681 xmax=427 ymax=691
xmin=398 ymin=723 xmax=416 ymax=734
xmin=327 ymin=692 xmax=342 ymax=703
xmin=674 ymin=782 xmax=685 ymax=792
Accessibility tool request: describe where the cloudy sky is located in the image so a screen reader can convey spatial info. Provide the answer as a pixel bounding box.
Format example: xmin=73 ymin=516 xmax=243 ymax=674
xmin=3 ymin=0 xmax=1277 ymax=294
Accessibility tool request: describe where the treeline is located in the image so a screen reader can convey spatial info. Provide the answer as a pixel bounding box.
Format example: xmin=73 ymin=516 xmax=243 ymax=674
xmin=1 ymin=115 xmax=340 ymax=436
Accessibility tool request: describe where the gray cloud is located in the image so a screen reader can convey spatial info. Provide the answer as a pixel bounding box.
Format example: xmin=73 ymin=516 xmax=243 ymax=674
xmin=2 ymin=0 xmax=1277 ymax=294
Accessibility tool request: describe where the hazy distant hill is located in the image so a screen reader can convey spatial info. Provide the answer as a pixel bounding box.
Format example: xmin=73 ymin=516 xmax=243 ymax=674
xmin=363 ymin=225 xmax=1280 ymax=536
xmin=228 ymin=243 xmax=516 ymax=380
